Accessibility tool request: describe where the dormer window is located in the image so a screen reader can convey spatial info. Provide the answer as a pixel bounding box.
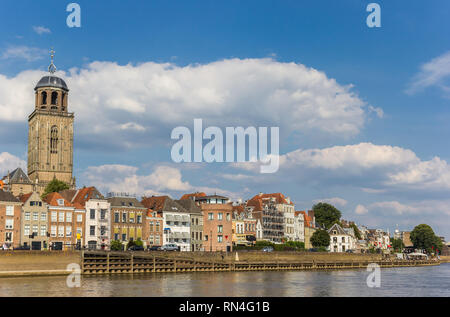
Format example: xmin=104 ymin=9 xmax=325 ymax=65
xmin=57 ymin=199 xmax=64 ymax=206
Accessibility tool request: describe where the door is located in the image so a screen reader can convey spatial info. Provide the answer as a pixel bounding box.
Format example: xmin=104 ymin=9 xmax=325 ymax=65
xmin=31 ymin=241 xmax=42 ymax=250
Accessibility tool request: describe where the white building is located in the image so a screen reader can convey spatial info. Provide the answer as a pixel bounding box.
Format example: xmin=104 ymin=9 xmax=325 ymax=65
xmin=293 ymin=211 xmax=305 ymax=242
xmin=163 ymin=211 xmax=191 ymax=251
xmin=328 ymin=223 xmax=355 ymax=252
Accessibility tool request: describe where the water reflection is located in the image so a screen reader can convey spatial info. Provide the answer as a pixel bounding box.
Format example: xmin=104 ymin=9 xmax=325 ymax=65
xmin=0 ymin=264 xmax=448 ymax=297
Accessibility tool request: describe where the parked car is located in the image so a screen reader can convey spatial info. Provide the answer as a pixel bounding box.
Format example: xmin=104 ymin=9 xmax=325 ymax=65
xmin=345 ymin=249 xmax=354 ymax=253
xmin=128 ymin=245 xmax=145 ymax=251
xmin=308 ymin=248 xmax=319 ymax=252
xmin=261 ymin=246 xmax=274 ymax=252
xmin=160 ymin=244 xmax=180 ymax=251
xmin=147 ymin=245 xmax=161 ymax=251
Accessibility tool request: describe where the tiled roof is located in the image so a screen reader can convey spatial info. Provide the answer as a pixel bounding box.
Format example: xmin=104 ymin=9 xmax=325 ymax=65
xmin=0 ymin=189 xmax=20 ymax=202
xmin=70 ymin=187 xmax=105 ymax=208
xmin=108 ymin=196 xmax=145 ymax=209
xmin=249 ymin=193 xmax=294 ymax=206
xmin=18 ymin=192 xmax=33 ymax=204
xmin=175 ymin=199 xmax=201 ymax=214
xmin=142 ymin=196 xmax=188 ymax=213
xmin=43 ymin=192 xmax=73 ymax=207
xmin=180 ymin=192 xmax=206 ymax=200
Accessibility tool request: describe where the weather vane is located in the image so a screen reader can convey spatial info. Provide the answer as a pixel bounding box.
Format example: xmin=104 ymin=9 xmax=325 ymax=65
xmin=48 ymin=47 xmax=57 ymax=74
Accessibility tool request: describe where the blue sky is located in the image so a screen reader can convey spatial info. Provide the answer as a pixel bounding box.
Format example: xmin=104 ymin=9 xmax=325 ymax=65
xmin=0 ymin=0 xmax=449 ymax=238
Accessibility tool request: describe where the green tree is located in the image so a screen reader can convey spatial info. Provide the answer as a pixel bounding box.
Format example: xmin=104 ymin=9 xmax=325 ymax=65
xmin=391 ymin=238 xmax=404 ymax=252
xmin=312 ymin=203 xmax=342 ymax=229
xmin=310 ymin=230 xmax=330 ymax=248
xmin=110 ymin=240 xmax=123 ymax=251
xmin=350 ymin=223 xmax=362 ymax=240
xmin=42 ymin=178 xmax=70 ymax=199
xmin=410 ymin=224 xmax=441 ymax=253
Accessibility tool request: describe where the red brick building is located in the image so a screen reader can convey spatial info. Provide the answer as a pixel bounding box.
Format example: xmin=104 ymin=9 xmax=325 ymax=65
xmin=0 ymin=189 xmax=22 ymax=249
xmin=143 ymin=209 xmax=163 ymax=248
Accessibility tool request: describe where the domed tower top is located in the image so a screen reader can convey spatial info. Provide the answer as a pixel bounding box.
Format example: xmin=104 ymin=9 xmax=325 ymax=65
xmin=34 ymin=49 xmax=69 ymax=112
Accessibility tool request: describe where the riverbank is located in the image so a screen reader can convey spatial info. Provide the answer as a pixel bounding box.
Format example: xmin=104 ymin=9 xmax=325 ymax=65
xmin=0 ymin=251 xmax=441 ymax=277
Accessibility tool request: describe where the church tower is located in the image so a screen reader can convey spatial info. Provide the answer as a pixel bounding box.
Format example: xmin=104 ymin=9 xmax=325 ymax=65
xmin=27 ymin=49 xmax=75 ymax=193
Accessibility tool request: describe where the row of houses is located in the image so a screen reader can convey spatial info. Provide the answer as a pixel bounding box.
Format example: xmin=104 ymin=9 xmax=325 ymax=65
xmin=0 ymin=170 xmax=394 ymax=252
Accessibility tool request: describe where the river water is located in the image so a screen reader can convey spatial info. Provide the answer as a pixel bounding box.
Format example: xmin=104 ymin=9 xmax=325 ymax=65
xmin=0 ymin=263 xmax=449 ymax=297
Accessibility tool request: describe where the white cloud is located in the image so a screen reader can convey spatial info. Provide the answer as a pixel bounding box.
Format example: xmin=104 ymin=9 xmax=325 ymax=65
xmin=0 ymin=152 xmax=26 ymax=177
xmin=0 ymin=58 xmax=379 ymax=149
xmin=0 ymin=46 xmax=46 ymax=62
xmin=313 ymin=197 xmax=348 ymax=207
xmin=355 ymin=204 xmax=369 ymax=215
xmin=234 ymin=142 xmax=450 ymax=193
xmin=407 ymin=51 xmax=450 ymax=96
xmin=33 ymin=26 xmax=51 ymax=35
xmin=80 ymin=163 xmax=238 ymax=199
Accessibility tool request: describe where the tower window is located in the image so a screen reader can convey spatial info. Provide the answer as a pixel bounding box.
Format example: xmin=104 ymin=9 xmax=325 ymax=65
xmin=50 ymin=126 xmax=58 ymax=154
xmin=51 ymin=91 xmax=58 ymax=106
xmin=41 ymin=91 xmax=47 ymax=107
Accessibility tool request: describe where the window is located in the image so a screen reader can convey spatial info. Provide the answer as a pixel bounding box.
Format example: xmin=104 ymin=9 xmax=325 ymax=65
xmin=342 ymin=237 xmax=346 ymax=243
xmin=122 ymin=213 xmax=127 ymax=223
xmin=122 ymin=233 xmax=127 ymax=242
xmin=129 ymin=213 xmax=135 ymax=223
xmin=57 ymin=199 xmax=64 ymax=206
xmin=40 ymin=212 xmax=47 ymax=221
xmin=208 ymin=213 xmax=214 ymax=220
xmin=40 ymin=225 xmax=47 ymax=237
xmin=24 ymin=225 xmax=30 ymax=236
xmin=155 ymin=235 xmax=160 ymax=245
xmin=51 ymin=91 xmax=58 ymax=105
xmin=90 ymin=226 xmax=95 ymax=236
xmin=100 ymin=226 xmax=106 ymax=236
xmin=58 ymin=212 xmax=65 ymax=222
xmin=41 ymin=91 xmax=47 ymax=105
xmin=218 ymin=213 xmax=223 ymax=220
xmin=6 ymin=205 xmax=14 ymax=216
xmin=50 ymin=126 xmax=58 ymax=154
xmin=25 ymin=212 xmax=31 ymax=221
xmin=217 ymin=235 xmax=223 ymax=243
xmin=114 ymin=212 xmax=120 ymax=223
xmin=32 ymin=225 xmax=38 ymax=235
xmin=155 ymin=222 xmax=160 ymax=232
xmin=218 ymin=225 xmax=223 ymax=233
xmin=149 ymin=222 xmax=154 ymax=232
xmin=66 ymin=212 xmax=72 ymax=223
xmin=333 ymin=237 xmax=338 ymax=243
xmin=51 ymin=212 xmax=57 ymax=222
xmin=226 ymin=213 xmax=231 ymax=221
xmin=137 ymin=214 xmax=142 ymax=224
xmin=114 ymin=233 xmax=119 ymax=241
xmin=90 ymin=209 xmax=95 ymax=220
xmin=5 ymin=219 xmax=13 ymax=229
xmin=51 ymin=226 xmax=57 ymax=237
xmin=205 ymin=235 xmax=208 ymax=241
xmin=66 ymin=226 xmax=72 ymax=237
xmin=100 ymin=209 xmax=106 ymax=220
xmin=58 ymin=226 xmax=64 ymax=237
xmin=77 ymin=214 xmax=83 ymax=223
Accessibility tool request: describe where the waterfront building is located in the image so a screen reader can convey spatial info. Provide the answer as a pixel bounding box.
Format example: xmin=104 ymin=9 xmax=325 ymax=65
xmin=176 ymin=198 xmax=203 ymax=251
xmin=19 ymin=191 xmax=49 ymax=250
xmin=27 ymin=52 xmax=75 ymax=194
xmin=195 ymin=194 xmax=233 ymax=252
xmin=1 ymin=168 xmax=34 ymax=198
xmin=143 ymin=209 xmax=163 ymax=248
xmin=231 ymin=204 xmax=257 ymax=245
xmin=0 ymin=189 xmax=22 ymax=249
xmin=44 ymin=192 xmax=77 ymax=250
xmin=246 ymin=193 xmax=295 ymax=243
xmin=302 ymin=211 xmax=317 ymax=249
xmin=293 ymin=211 xmax=305 ymax=242
xmin=108 ymin=193 xmax=146 ymax=249
xmin=61 ymin=187 xmax=110 ymax=250
xmin=232 ymin=218 xmax=246 ymax=246
xmin=328 ymin=223 xmax=354 ymax=252
xmin=141 ymin=196 xmax=191 ymax=251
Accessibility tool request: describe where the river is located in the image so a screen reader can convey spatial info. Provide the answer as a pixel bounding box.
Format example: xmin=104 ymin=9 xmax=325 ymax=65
xmin=0 ymin=263 xmax=449 ymax=297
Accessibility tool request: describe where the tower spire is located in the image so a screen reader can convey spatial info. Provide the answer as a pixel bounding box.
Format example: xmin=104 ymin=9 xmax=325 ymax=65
xmin=48 ymin=48 xmax=57 ymax=74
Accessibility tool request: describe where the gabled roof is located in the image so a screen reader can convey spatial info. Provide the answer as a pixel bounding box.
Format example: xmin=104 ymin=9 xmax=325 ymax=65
xmin=8 ymin=168 xmax=32 ymax=185
xmin=43 ymin=192 xmax=73 ymax=207
xmin=141 ymin=196 xmax=188 ymax=213
xmin=328 ymin=223 xmax=347 ymax=235
xmin=69 ymin=187 xmax=105 ymax=208
xmin=0 ymin=189 xmax=20 ymax=202
xmin=108 ymin=196 xmax=145 ymax=209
